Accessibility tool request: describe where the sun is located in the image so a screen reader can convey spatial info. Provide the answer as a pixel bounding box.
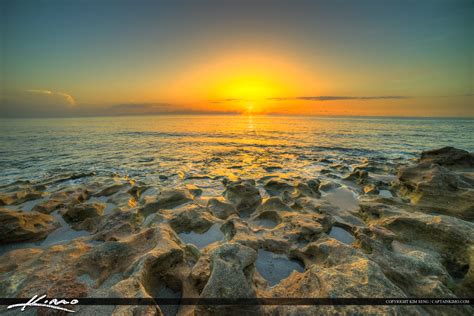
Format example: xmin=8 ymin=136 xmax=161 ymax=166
xmin=163 ymin=51 xmax=320 ymax=114
xmin=220 ymin=76 xmax=278 ymax=101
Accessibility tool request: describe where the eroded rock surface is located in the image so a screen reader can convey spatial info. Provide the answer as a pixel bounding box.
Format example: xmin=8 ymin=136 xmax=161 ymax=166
xmin=0 ymin=208 xmax=59 ymax=243
xmin=0 ymin=147 xmax=473 ymax=315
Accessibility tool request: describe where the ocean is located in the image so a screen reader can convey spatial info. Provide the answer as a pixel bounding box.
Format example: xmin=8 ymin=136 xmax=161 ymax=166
xmin=0 ymin=115 xmax=473 ymax=188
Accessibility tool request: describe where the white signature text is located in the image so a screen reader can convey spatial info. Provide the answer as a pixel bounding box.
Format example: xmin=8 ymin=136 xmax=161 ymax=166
xmin=7 ymin=294 xmax=78 ymax=313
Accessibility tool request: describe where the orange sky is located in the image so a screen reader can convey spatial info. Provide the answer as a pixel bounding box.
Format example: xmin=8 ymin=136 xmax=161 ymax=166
xmin=1 ymin=0 xmax=473 ymax=117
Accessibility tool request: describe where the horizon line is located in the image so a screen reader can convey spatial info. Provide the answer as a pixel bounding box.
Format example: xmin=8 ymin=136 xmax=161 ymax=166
xmin=1 ymin=113 xmax=473 ymax=120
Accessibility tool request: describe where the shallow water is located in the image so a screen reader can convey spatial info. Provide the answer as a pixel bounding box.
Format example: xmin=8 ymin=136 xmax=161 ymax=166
xmin=322 ymin=186 xmax=359 ymax=212
xmin=328 ymin=226 xmax=355 ymax=244
xmin=255 ymin=249 xmax=305 ymax=286
xmin=0 ymin=116 xmax=472 ymax=186
xmin=178 ymin=224 xmax=224 ymax=249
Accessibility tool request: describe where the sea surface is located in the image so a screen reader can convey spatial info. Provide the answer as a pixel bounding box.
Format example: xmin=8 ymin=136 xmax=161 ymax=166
xmin=0 ymin=115 xmax=473 ymax=187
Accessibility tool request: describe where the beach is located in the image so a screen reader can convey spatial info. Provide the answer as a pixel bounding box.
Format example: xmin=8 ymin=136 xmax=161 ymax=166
xmin=0 ymin=116 xmax=473 ymax=315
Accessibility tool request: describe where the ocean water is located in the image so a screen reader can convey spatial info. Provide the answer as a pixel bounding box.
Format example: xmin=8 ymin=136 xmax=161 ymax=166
xmin=0 ymin=115 xmax=472 ymax=187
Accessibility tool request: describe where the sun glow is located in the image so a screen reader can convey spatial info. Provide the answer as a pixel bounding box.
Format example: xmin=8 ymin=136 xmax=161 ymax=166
xmin=163 ymin=52 xmax=320 ymax=114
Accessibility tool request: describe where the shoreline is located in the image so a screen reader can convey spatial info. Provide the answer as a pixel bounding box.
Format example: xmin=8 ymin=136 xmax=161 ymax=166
xmin=0 ymin=146 xmax=473 ymax=315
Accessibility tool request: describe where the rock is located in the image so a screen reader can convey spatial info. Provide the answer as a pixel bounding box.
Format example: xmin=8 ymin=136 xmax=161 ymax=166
xmin=168 ymin=204 xmax=216 ymax=233
xmin=0 ymin=209 xmax=59 ymax=244
xmin=318 ymin=180 xmax=341 ymax=192
xmin=33 ymin=188 xmax=90 ymax=214
xmin=93 ymin=183 xmax=129 ymax=197
xmin=140 ymin=189 xmax=192 ymax=216
xmin=0 ymin=241 xmax=91 ymax=298
xmin=420 ymin=147 xmax=474 ymax=169
xmin=255 ymin=197 xmax=292 ymax=213
xmin=263 ymin=179 xmax=294 ymax=196
xmin=221 ymin=218 xmax=260 ymax=250
xmin=395 ymin=162 xmax=474 ymax=220
xmin=358 ymin=198 xmax=474 ymax=298
xmin=32 ymin=198 xmax=65 ymax=214
xmin=13 ymin=190 xmax=45 ymax=205
xmin=0 ymin=195 xmax=14 ymax=206
xmin=295 ymin=181 xmax=321 ymax=198
xmin=92 ymin=210 xmax=143 ymax=241
xmin=62 ymin=202 xmax=105 ymax=223
xmin=196 ymin=243 xmax=261 ymax=315
xmin=343 ymin=169 xmax=369 ymax=184
xmin=224 ymin=180 xmax=262 ymax=216
xmin=186 ymin=184 xmax=203 ymax=197
xmin=272 ymin=239 xmax=424 ymax=315
xmin=363 ymin=183 xmax=379 ymax=195
xmin=207 ymin=198 xmax=238 ymax=220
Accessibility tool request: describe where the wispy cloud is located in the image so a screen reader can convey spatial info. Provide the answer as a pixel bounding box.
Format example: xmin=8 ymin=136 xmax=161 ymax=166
xmin=267 ymin=95 xmax=411 ymax=101
xmin=109 ymin=102 xmax=174 ymax=112
xmin=27 ymin=89 xmax=76 ymax=106
xmin=107 ymin=102 xmax=239 ymax=115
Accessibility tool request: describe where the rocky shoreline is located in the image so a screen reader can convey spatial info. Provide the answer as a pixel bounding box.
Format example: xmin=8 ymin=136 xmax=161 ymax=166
xmin=0 ymin=147 xmax=473 ymax=315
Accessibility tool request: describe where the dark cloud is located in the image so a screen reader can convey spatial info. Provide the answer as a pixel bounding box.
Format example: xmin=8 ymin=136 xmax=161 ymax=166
xmin=106 ymin=103 xmax=239 ymax=116
xmin=0 ymin=90 xmax=76 ymax=117
xmin=107 ymin=103 xmax=176 ymax=114
xmin=0 ymin=95 xmax=240 ymax=117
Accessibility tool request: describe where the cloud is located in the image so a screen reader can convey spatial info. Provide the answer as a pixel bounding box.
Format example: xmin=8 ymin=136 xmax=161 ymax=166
xmin=109 ymin=102 xmax=175 ymax=113
xmin=27 ymin=89 xmax=76 ymax=106
xmin=107 ymin=102 xmax=239 ymax=116
xmin=267 ymin=95 xmax=411 ymax=101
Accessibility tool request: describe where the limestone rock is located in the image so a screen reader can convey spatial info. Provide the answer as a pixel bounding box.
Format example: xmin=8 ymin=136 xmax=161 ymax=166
xmin=168 ymin=204 xmax=216 ymax=233
xmin=141 ymin=189 xmax=192 ymax=216
xmin=0 ymin=208 xmax=59 ymax=244
xmin=197 ymin=243 xmax=261 ymax=315
xmin=396 ymin=162 xmax=474 ymax=220
xmin=264 ymin=179 xmax=294 ymax=196
xmin=420 ymin=147 xmax=474 ymax=169
xmin=224 ymin=180 xmax=262 ymax=216
xmin=63 ymin=202 xmax=105 ymax=223
xmin=207 ymin=198 xmax=238 ymax=220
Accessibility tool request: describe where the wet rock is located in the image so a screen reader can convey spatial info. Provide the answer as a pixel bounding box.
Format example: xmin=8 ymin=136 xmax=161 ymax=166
xmin=396 ymin=162 xmax=474 ymax=220
xmin=0 ymin=241 xmax=91 ymax=298
xmin=0 ymin=194 xmax=14 ymax=206
xmin=363 ymin=183 xmax=379 ymax=195
xmin=92 ymin=210 xmax=143 ymax=241
xmin=0 ymin=208 xmax=59 ymax=244
xmin=93 ymin=183 xmax=129 ymax=197
xmin=207 ymin=198 xmax=238 ymax=220
xmin=14 ymin=190 xmax=45 ymax=205
xmin=32 ymin=198 xmax=65 ymax=214
xmin=272 ymin=238 xmax=423 ymax=315
xmin=33 ymin=189 xmax=90 ymax=214
xmin=343 ymin=169 xmax=369 ymax=184
xmin=186 ymin=184 xmax=203 ymax=197
xmin=263 ymin=179 xmax=294 ymax=196
xmin=224 ymin=180 xmax=262 ymax=216
xmin=260 ymin=210 xmax=334 ymax=245
xmin=197 ymin=243 xmax=261 ymax=315
xmin=221 ymin=218 xmax=260 ymax=250
xmin=295 ymin=180 xmax=321 ymax=198
xmin=359 ymin=198 xmax=474 ymax=298
xmin=420 ymin=147 xmax=474 ymax=169
xmin=141 ymin=189 xmax=192 ymax=216
xmin=318 ymin=180 xmax=341 ymax=192
xmin=62 ymin=202 xmax=105 ymax=223
xmin=168 ymin=204 xmax=216 ymax=233
xmin=255 ymin=197 xmax=292 ymax=213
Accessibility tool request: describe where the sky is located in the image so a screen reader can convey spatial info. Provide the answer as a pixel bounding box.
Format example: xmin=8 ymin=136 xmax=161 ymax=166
xmin=1 ymin=0 xmax=473 ymax=117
